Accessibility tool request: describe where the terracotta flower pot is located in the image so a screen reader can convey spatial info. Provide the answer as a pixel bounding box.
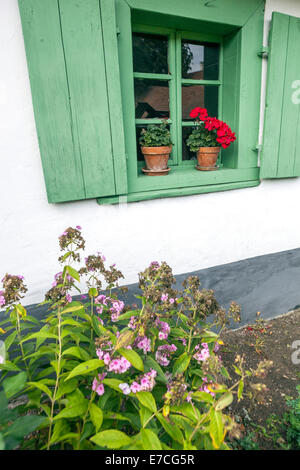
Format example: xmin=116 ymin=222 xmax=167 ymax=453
xmin=141 ymin=146 xmax=172 ymax=176
xmin=196 ymin=147 xmax=220 ymax=171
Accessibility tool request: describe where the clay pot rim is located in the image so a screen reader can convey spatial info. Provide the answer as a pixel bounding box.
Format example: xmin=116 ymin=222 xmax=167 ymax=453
xmin=197 ymin=146 xmax=221 ymax=153
xmin=141 ymin=145 xmax=172 ymax=155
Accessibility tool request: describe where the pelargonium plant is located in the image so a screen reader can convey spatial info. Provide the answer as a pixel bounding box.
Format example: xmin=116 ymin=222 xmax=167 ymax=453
xmin=186 ymin=107 xmax=236 ymax=151
xmin=0 ymin=227 xmax=272 ymax=451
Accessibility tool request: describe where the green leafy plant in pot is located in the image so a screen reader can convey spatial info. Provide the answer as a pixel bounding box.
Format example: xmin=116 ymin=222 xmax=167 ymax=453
xmin=186 ymin=107 xmax=236 ymax=171
xmin=139 ymin=121 xmax=173 ymax=176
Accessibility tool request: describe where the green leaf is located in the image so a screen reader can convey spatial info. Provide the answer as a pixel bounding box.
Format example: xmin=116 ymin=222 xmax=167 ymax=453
xmin=88 ymin=287 xmax=98 ymax=298
xmin=56 ymin=379 xmax=78 ymax=400
xmin=4 ymin=415 xmax=46 ymax=449
xmin=27 ymin=381 xmax=53 ymax=400
xmin=0 ymin=361 xmax=21 ymax=372
xmin=90 ymin=430 xmax=131 ymax=449
xmin=172 ymin=352 xmax=191 ymax=375
xmin=136 ymin=391 xmax=157 ymax=413
xmin=49 ymin=420 xmax=71 ymax=445
xmin=115 ymin=330 xmax=134 ymax=350
xmin=62 ymin=346 xmax=90 ymax=361
xmin=65 ymin=359 xmax=104 ymax=381
xmin=4 ymin=331 xmax=17 ymax=351
xmin=118 ymin=347 xmax=144 ymax=372
xmin=215 ymin=392 xmax=233 ymax=411
xmin=140 ymin=429 xmax=162 ymax=450
xmin=139 ymin=406 xmax=152 ymax=428
xmin=102 ymin=378 xmax=129 ymax=394
xmin=21 ymin=330 xmax=58 ymax=343
xmin=60 ymin=305 xmax=84 ymax=315
xmin=238 ymin=379 xmax=244 ymax=401
xmin=157 ymin=413 xmax=184 ymax=444
xmin=3 ymin=372 xmax=27 ymax=399
xmin=116 ymin=310 xmax=139 ymax=321
xmin=65 ymin=265 xmax=80 ymax=282
xmin=90 ymin=404 xmax=103 ymax=432
xmin=54 ymin=401 xmax=88 ymax=420
xmin=144 ymin=356 xmax=167 ymax=384
xmin=192 ymin=391 xmax=214 ymax=404
xmin=209 ymin=408 xmax=225 ymax=449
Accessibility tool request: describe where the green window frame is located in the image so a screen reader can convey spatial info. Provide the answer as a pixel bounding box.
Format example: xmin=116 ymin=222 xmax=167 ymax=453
xmin=97 ymin=0 xmax=264 ymax=205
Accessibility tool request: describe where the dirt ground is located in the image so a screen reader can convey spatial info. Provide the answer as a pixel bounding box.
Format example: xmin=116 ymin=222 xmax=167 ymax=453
xmin=220 ymin=309 xmax=300 ymax=449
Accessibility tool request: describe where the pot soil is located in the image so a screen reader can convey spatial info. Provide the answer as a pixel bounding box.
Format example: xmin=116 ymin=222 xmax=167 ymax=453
xmin=196 ymin=147 xmax=220 ymax=171
xmin=141 ymin=145 xmax=172 ymax=176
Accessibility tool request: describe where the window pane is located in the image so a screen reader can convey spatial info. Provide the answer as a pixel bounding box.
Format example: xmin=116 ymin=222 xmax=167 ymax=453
xmin=136 ymin=124 xmax=171 ymax=162
xmin=182 ymin=85 xmax=218 ymax=120
xmin=134 ymin=79 xmax=170 ymax=119
xmin=182 ymin=127 xmax=197 ymax=161
xmin=182 ymin=40 xmax=219 ymax=80
xmin=132 ymin=33 xmax=169 ymax=74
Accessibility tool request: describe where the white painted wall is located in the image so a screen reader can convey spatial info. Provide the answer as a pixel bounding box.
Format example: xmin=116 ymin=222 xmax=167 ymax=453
xmin=1 ymin=0 xmax=300 ymax=306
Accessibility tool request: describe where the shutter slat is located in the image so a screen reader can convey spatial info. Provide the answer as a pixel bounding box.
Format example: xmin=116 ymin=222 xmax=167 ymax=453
xmin=261 ymin=12 xmax=300 ymax=178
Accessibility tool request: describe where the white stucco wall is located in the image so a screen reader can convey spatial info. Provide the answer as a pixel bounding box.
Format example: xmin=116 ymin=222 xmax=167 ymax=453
xmin=1 ymin=0 xmax=300 ymax=306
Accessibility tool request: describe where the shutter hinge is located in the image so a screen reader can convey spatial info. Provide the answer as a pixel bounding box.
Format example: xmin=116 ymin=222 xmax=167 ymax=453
xmin=116 ymin=26 xmax=120 ymax=36
xmin=252 ymin=144 xmax=262 ymax=152
xmin=257 ymin=46 xmax=269 ymax=58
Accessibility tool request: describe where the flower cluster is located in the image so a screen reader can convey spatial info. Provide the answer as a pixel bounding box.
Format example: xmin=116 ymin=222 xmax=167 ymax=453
xmin=58 ymin=226 xmax=85 ymax=263
xmin=134 ymin=335 xmax=151 ymax=354
xmin=187 ymin=107 xmax=236 ymax=150
xmin=96 ymin=346 xmax=131 ymax=375
xmin=119 ymin=369 xmax=157 ymax=395
xmin=79 ymin=253 xmax=124 ymax=291
xmin=45 ymin=271 xmax=75 ymax=305
xmin=164 ymin=374 xmax=189 ymax=406
xmin=193 ymin=342 xmax=210 ymax=363
xmin=156 ymin=318 xmax=170 ymax=340
xmin=94 ymin=294 xmax=124 ymax=322
xmin=0 ymin=274 xmax=27 ymax=307
xmin=155 ymin=343 xmax=177 ymax=366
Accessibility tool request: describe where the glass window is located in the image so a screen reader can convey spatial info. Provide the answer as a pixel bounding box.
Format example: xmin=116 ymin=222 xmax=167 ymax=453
xmin=181 ymin=40 xmax=220 ymax=80
xmin=134 ymin=79 xmax=170 ymax=119
xmin=131 ymin=29 xmax=221 ymax=169
xmin=182 ymin=85 xmax=219 ymax=120
xmin=132 ymin=33 xmax=169 ymax=74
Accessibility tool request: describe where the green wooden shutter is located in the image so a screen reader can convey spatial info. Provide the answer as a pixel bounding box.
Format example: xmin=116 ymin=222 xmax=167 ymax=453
xmin=19 ymin=0 xmax=127 ymax=203
xmin=261 ymin=12 xmax=300 ymax=178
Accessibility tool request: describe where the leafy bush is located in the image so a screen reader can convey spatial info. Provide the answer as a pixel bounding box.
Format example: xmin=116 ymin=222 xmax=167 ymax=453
xmin=0 ymin=227 xmax=271 ymax=450
xmin=139 ymin=121 xmax=172 ymax=147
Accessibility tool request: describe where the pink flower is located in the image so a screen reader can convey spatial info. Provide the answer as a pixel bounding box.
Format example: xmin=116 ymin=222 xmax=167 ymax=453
xmin=119 ymin=383 xmax=131 ymax=395
xmin=130 ymin=381 xmax=141 ymax=393
xmin=92 ymin=373 xmax=106 ymax=396
xmin=136 ymin=336 xmax=151 ymax=354
xmin=0 ymin=296 xmax=6 ymax=307
xmin=76 ymin=225 xmax=82 ymax=230
xmin=161 ymin=293 xmax=168 ymax=302
xmin=65 ymin=294 xmax=72 ymax=303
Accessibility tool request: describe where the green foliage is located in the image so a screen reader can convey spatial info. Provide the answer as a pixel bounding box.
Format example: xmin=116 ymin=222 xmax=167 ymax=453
xmin=139 ymin=121 xmax=173 ymax=147
xmin=186 ymin=122 xmax=219 ymax=151
xmin=0 ymin=227 xmax=271 ymax=450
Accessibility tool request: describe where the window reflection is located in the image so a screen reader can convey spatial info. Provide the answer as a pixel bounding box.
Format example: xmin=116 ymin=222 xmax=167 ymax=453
xmin=134 ymin=79 xmax=170 ymax=119
xmin=132 ymin=33 xmax=169 ymax=74
xmin=182 ymin=40 xmax=219 ymax=81
xmin=182 ymin=85 xmax=218 ymax=120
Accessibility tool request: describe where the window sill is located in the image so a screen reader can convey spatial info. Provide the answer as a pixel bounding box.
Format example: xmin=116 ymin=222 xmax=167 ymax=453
xmin=129 ymin=165 xmax=260 ymax=193
xmin=97 ymin=177 xmax=260 ymax=205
